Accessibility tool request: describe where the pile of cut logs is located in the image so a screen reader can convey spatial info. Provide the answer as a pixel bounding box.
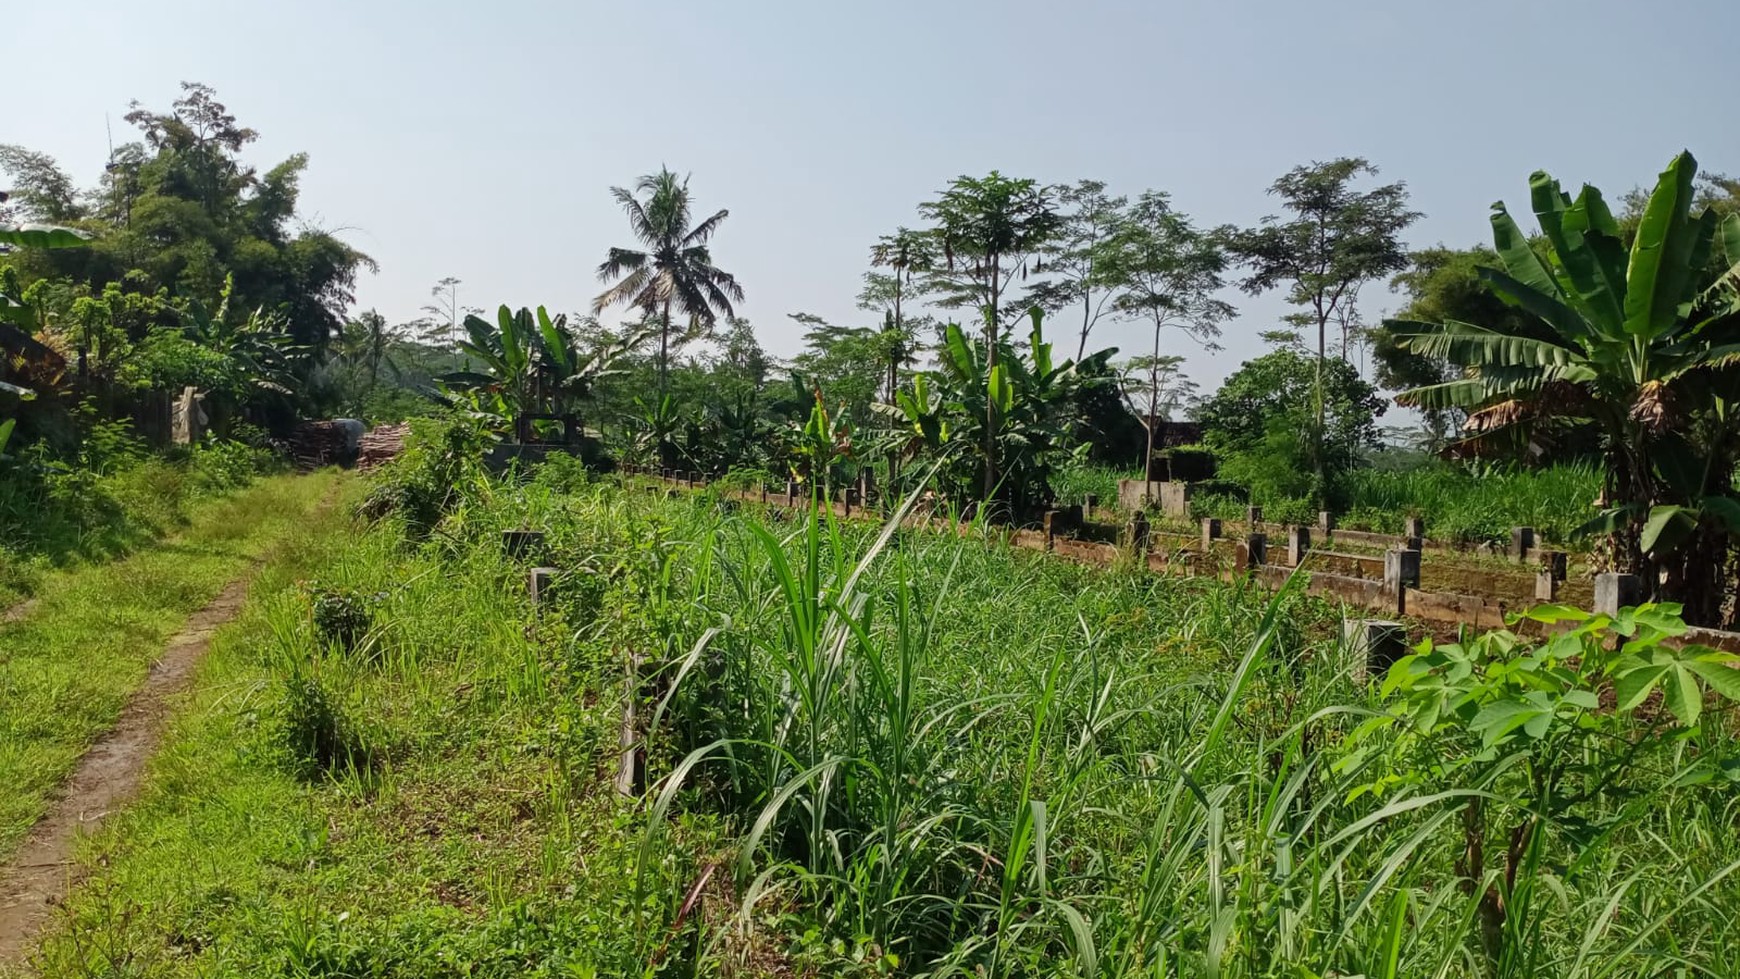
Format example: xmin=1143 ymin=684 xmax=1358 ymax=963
xmin=356 ymin=423 xmax=411 ymax=471
xmin=289 ymin=421 xmax=348 ymax=470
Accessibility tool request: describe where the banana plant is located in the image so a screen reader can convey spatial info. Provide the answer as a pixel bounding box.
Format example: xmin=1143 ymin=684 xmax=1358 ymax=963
xmin=878 ymin=307 xmax=1108 ymax=515
xmin=441 ymin=305 xmax=538 ymax=416
xmin=180 ymin=286 xmax=307 ymax=397
xmin=781 ymin=385 xmax=854 ymax=499
xmin=1390 ymin=151 xmax=1740 ymax=621
xmin=441 ymin=305 xmax=653 ymax=427
xmin=1 ymin=225 xmax=89 ymax=399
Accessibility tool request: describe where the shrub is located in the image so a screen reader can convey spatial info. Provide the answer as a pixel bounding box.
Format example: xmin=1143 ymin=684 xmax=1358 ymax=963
xmin=306 ymin=583 xmax=385 ymax=653
xmin=357 ymin=414 xmax=490 ymax=536
xmin=275 ymin=671 xmax=373 ymax=778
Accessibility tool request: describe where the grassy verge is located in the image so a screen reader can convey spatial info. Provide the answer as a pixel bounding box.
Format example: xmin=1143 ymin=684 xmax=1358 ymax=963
xmin=0 ymin=470 xmax=339 ymax=857
xmin=0 ymin=440 xmax=278 ymax=608
xmin=19 ymin=474 xmax=707 ymax=978
xmin=20 ymin=461 xmax=1740 ymax=977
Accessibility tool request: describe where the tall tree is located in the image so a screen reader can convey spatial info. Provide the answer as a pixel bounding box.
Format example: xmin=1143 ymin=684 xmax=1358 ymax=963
xmin=3 ymin=82 xmax=373 ymax=358
xmin=592 ymin=168 xmax=743 ymax=396
xmin=1022 ymin=179 xmax=1127 ymax=360
xmin=0 ymin=146 xmax=83 ymax=223
xmin=865 ymin=227 xmax=935 ymax=402
xmin=918 ymin=172 xmax=1059 ymax=499
xmin=1228 ymin=158 xmax=1419 ymax=505
xmin=421 ymin=276 xmax=465 ymax=348
xmin=1103 ymin=193 xmax=1234 ymax=478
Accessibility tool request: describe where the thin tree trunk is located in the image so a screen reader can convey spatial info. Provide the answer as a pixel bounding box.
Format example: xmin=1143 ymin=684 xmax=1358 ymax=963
xmin=1079 ymin=286 xmax=1091 ymax=362
xmin=659 ymin=297 xmax=671 ymax=396
xmin=1147 ymin=318 xmax=1162 ymax=483
xmin=983 ymin=258 xmax=1000 ymax=505
xmin=1315 ymin=312 xmax=1329 ymax=509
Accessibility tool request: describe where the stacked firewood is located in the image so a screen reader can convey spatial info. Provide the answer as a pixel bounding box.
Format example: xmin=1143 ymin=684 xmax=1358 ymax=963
xmin=289 ymin=421 xmax=348 ymax=470
xmin=356 ymin=423 xmax=411 ymax=471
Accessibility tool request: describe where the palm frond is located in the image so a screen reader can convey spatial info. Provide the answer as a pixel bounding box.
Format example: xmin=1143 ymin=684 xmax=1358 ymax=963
xmin=683 ymin=208 xmax=730 ymax=247
xmin=593 ymin=266 xmax=654 ymax=315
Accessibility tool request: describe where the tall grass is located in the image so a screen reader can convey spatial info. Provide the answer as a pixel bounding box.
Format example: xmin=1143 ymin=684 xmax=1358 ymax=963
xmin=27 ymin=452 xmax=1739 ymax=977
xmin=1340 ymin=463 xmax=1601 ymax=543
xmin=625 ymin=482 xmax=1737 ymax=976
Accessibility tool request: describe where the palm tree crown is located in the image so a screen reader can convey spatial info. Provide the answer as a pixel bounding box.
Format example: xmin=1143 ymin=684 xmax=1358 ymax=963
xmin=592 ymin=168 xmax=743 ymax=391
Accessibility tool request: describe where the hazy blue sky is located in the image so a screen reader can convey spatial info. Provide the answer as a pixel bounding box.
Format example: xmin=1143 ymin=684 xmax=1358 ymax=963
xmin=9 ymin=0 xmax=1738 ymax=391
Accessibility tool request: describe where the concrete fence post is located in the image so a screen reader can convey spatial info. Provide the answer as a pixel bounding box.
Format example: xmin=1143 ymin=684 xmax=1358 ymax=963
xmin=1246 ymin=505 xmax=1263 ymax=526
xmin=1245 ymin=532 xmax=1267 ymax=569
xmin=1541 ymin=550 xmax=1568 ymax=582
xmin=1384 ymin=548 xmax=1421 ymax=591
xmin=787 ymin=479 xmax=798 ymax=506
xmin=1318 ymin=510 xmax=1335 ymax=533
xmin=1084 ymin=494 xmax=1099 ymax=521
xmin=1287 ymin=526 xmax=1311 ymax=567
xmin=1346 ymin=620 xmax=1408 ymax=685
xmin=1043 ymin=510 xmax=1060 ymax=551
xmin=528 ymin=567 xmax=558 ymax=606
xmin=1404 ymin=515 xmax=1425 ymax=540
xmin=1511 ymin=526 xmax=1536 ymax=564
xmin=1535 ymin=572 xmax=1559 ymax=602
xmin=502 ymin=529 xmax=545 ymax=560
xmin=1130 ymin=512 xmax=1151 ymax=553
xmin=1201 ymin=517 xmax=1221 ymax=551
xmin=1594 ymin=573 xmax=1642 ymax=615
xmin=760 ymin=484 xmax=768 ymax=504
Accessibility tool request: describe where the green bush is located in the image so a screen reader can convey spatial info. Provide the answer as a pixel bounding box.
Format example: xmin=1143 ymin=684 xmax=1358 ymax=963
xmin=274 ymin=671 xmax=374 ymax=778
xmin=357 ymin=414 xmax=490 ymax=536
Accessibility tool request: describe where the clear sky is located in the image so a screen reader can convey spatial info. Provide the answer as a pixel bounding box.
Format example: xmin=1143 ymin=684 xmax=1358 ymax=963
xmin=8 ymin=0 xmax=1738 ymax=392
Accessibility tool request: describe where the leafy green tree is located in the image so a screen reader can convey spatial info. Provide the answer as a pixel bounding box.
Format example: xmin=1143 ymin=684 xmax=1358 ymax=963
xmin=1390 ymin=151 xmax=1740 ymax=624
xmin=1196 ymin=349 xmax=1386 ymax=508
xmin=3 ymin=82 xmax=374 ymax=360
xmin=0 ymin=146 xmax=83 ymax=223
xmin=1020 ymin=179 xmax=1127 ymax=360
xmin=788 ymin=313 xmax=889 ymax=432
xmin=591 ymin=168 xmax=743 ymax=396
xmin=1227 ymin=159 xmax=1418 ymax=505
xmin=1103 ymin=192 xmax=1233 ymax=476
xmin=1119 ymin=354 xmax=1196 ymax=424
xmin=918 ymin=172 xmax=1060 ymax=498
xmin=864 ymin=227 xmax=936 ymax=402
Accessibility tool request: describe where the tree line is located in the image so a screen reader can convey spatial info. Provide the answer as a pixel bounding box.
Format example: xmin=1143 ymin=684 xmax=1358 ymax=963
xmin=6 ymin=81 xmax=1740 ymax=624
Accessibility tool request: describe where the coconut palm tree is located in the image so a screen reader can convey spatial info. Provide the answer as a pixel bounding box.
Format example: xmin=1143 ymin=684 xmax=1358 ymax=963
xmin=591 ymin=168 xmax=743 ymax=395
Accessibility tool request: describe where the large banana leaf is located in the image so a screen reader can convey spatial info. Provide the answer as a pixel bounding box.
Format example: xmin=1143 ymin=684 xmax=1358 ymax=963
xmin=1392 ymin=319 xmax=1580 ymax=369
xmin=1536 ymin=182 xmax=1625 ymax=335
xmin=0 ymin=223 xmax=91 ymax=249
xmin=1623 ymin=151 xmax=1697 ymax=338
xmin=535 ymin=306 xmax=572 ymax=373
xmin=1475 ymin=267 xmax=1595 ymax=346
xmin=1489 ymin=203 xmax=1564 ymax=301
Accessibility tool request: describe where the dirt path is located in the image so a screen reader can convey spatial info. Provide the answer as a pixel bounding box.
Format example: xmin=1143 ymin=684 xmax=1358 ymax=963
xmin=0 ymin=481 xmax=340 ymax=969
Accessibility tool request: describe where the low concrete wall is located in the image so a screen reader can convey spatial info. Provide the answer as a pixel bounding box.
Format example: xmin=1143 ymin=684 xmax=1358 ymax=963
xmin=628 ymin=470 xmax=1733 ymax=652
